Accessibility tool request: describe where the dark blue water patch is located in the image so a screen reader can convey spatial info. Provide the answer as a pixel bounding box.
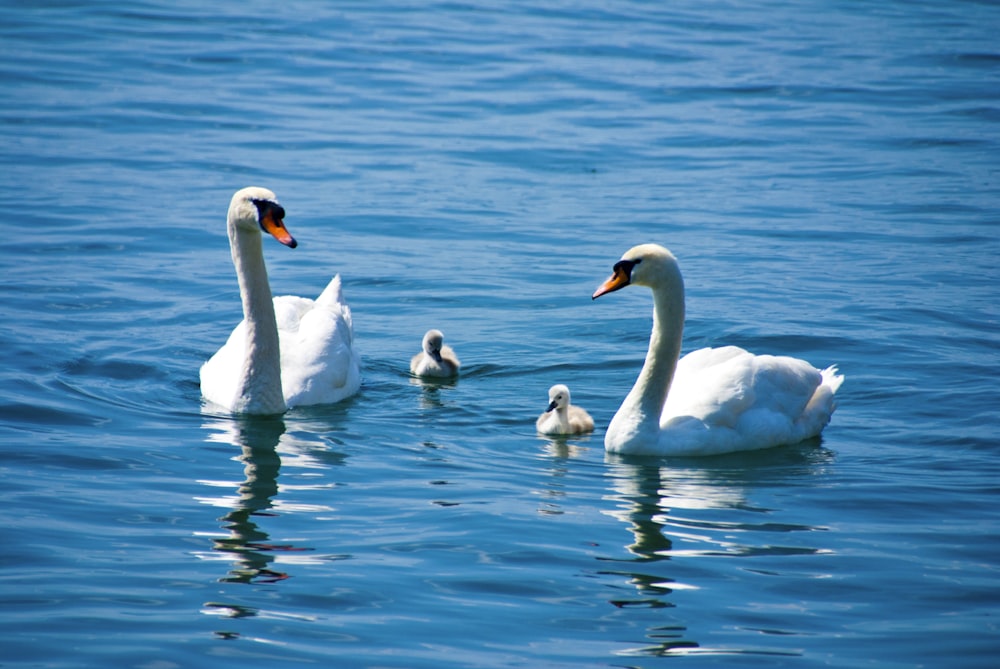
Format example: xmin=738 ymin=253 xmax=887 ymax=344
xmin=950 ymin=105 xmax=1000 ymax=122
xmin=61 ymin=355 xmax=167 ymax=382
xmin=0 ymin=444 xmax=144 ymax=475
xmin=903 ymin=50 xmax=1000 ymax=71
xmin=0 ymin=400 xmax=97 ymax=430
xmin=714 ymin=332 xmax=856 ymax=359
xmin=876 ymin=135 xmax=994 ymax=151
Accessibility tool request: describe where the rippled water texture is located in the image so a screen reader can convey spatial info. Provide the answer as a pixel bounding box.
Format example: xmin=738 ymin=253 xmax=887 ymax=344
xmin=1 ymin=1 xmax=998 ymax=667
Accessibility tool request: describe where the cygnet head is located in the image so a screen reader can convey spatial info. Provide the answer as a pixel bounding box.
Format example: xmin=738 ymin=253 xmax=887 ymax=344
xmin=592 ymin=243 xmax=680 ymax=298
xmin=422 ymin=329 xmax=446 ymax=362
xmin=545 ymin=384 xmax=572 ymax=413
xmin=228 ymin=186 xmax=297 ymax=248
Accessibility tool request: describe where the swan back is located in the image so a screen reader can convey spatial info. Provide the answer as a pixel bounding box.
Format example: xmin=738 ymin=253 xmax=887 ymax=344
xmin=275 ymin=275 xmax=361 ymax=407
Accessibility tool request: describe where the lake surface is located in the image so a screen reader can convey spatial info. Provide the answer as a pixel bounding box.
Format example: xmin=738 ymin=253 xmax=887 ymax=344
xmin=1 ymin=1 xmax=998 ymax=667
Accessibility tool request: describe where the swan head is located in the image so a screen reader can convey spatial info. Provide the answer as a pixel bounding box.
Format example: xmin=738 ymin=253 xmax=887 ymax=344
xmin=545 ymin=384 xmax=571 ymax=412
xmin=422 ymin=329 xmax=445 ymax=363
xmin=592 ymin=243 xmax=680 ymax=298
xmin=228 ymin=186 xmax=297 ymax=248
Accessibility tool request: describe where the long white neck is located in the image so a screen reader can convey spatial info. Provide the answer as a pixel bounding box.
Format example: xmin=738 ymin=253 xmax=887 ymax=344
xmin=229 ymin=224 xmax=286 ymax=414
xmin=606 ymin=274 xmax=685 ymax=451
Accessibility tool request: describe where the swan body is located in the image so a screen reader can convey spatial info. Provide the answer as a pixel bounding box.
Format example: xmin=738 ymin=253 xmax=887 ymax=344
xmin=200 ymin=187 xmax=361 ymax=415
xmin=410 ymin=329 xmax=460 ymax=378
xmin=592 ymin=243 xmax=843 ymax=456
xmin=536 ymin=384 xmax=594 ymax=436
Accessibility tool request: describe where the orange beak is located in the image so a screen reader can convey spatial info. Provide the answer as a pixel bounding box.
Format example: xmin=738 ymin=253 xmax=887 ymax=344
xmin=260 ymin=209 xmax=297 ymax=248
xmin=592 ymin=262 xmax=631 ymax=299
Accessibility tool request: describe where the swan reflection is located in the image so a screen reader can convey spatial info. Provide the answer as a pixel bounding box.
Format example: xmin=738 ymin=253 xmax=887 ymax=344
xmin=538 ymin=433 xmax=593 ymax=460
xmin=409 ymin=375 xmax=459 ymax=410
xmin=196 ymin=416 xmax=299 ymax=585
xmin=533 ymin=433 xmax=596 ymax=515
xmin=600 ymin=447 xmax=832 ymax=658
xmin=195 ymin=417 xmax=342 ymax=589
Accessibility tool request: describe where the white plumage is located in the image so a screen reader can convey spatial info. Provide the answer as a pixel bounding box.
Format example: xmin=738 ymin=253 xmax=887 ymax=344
xmin=593 ymin=243 xmax=843 ymax=456
xmin=200 ymin=187 xmax=361 ymax=414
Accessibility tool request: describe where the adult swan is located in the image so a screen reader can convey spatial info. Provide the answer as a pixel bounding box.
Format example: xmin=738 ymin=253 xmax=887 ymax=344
xmin=592 ymin=243 xmax=842 ymax=456
xmin=200 ymin=187 xmax=361 ymax=415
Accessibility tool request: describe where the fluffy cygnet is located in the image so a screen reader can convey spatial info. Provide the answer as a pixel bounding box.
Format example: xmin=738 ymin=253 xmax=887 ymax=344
xmin=536 ymin=384 xmax=594 ymax=436
xmin=410 ymin=329 xmax=461 ymax=378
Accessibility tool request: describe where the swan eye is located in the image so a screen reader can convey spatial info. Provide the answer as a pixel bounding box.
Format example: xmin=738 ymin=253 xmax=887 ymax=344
xmin=251 ymin=199 xmax=285 ymax=221
xmin=612 ymin=259 xmax=637 ymax=276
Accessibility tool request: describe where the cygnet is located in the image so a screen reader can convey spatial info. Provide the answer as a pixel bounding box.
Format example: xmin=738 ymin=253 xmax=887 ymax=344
xmin=410 ymin=329 xmax=461 ymax=378
xmin=536 ymin=384 xmax=594 ymax=435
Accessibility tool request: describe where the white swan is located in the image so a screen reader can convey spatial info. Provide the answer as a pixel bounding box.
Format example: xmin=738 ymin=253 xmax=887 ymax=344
xmin=200 ymin=187 xmax=361 ymax=415
xmin=592 ymin=243 xmax=843 ymax=456
xmin=410 ymin=329 xmax=460 ymax=378
xmin=536 ymin=384 xmax=594 ymax=436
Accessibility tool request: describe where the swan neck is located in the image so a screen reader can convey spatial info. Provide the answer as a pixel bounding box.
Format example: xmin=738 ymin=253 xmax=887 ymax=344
xmin=609 ymin=275 xmax=684 ymax=447
xmin=229 ymin=224 xmax=285 ymax=414
xmin=638 ymin=283 xmax=684 ymax=412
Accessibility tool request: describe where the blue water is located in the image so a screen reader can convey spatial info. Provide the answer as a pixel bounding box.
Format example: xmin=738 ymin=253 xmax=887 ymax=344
xmin=2 ymin=1 xmax=999 ymax=666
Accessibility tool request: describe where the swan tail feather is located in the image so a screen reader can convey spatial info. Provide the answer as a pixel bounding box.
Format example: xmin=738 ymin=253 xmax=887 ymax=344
xmin=820 ymin=365 xmax=844 ymax=394
xmin=316 ymin=274 xmax=344 ymax=308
